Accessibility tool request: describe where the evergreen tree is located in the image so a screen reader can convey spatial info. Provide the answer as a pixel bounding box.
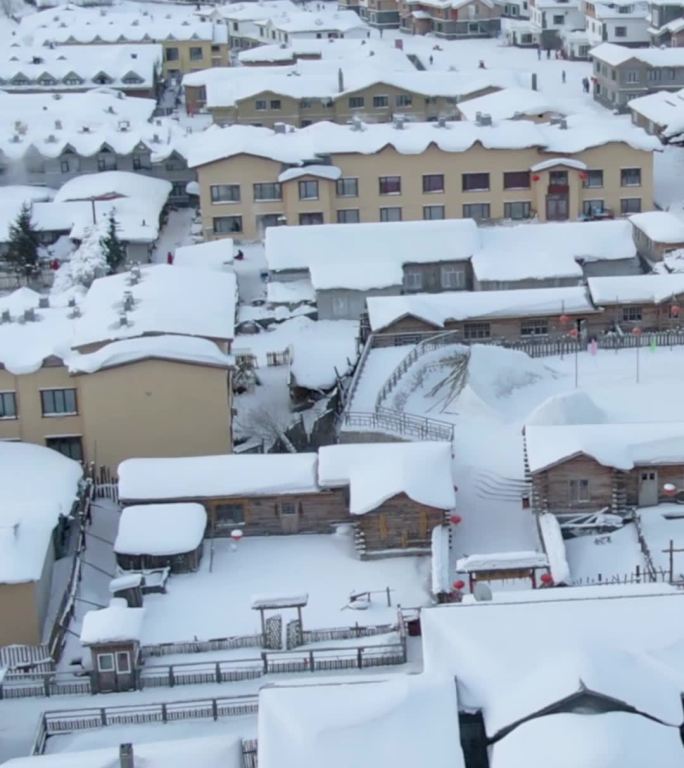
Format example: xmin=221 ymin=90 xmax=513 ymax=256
xmin=100 ymin=212 xmax=126 ymax=274
xmin=6 ymin=203 xmax=39 ymax=279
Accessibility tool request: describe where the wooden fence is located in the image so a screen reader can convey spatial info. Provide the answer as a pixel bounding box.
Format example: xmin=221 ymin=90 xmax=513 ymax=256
xmin=0 ymin=645 xmax=53 ymax=674
xmin=266 ymin=348 xmax=291 ymax=367
xmin=242 ymin=738 xmax=258 ymax=768
xmin=140 ymin=658 xmax=263 ymax=688
xmin=342 ymin=409 xmax=454 ymax=442
xmin=32 ymin=694 xmax=259 ymax=755
xmin=1 ymin=673 xmax=91 ymax=700
xmin=142 ymin=633 xmax=262 ymax=658
xmin=300 ymin=623 xmax=396 ymax=644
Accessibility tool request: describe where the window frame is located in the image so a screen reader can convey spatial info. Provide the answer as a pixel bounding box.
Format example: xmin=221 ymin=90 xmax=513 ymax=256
xmin=462 ymin=173 xmax=490 ymax=192
xmin=620 ymin=167 xmax=641 ymax=187
xmin=503 ymin=171 xmax=530 ymax=190
xmin=380 ymin=206 xmax=402 ymax=222
xmin=189 ymin=46 xmax=204 ymax=61
xmin=336 ymin=177 xmax=358 ymax=197
xmin=348 ymin=95 xmax=365 ymax=109
xmin=583 ymin=169 xmax=604 ymax=188
xmin=423 ymin=204 xmax=445 ymax=220
xmin=372 ymin=94 xmax=389 ymax=108
xmin=253 ymin=182 xmax=282 ymax=201
xmin=622 ymin=306 xmax=642 ymax=322
xmin=213 ymin=215 xmax=243 ymax=234
xmin=620 ymin=197 xmax=642 ymax=214
xmin=440 ymin=264 xmax=464 ymax=289
xmin=45 ymin=436 xmax=83 ymax=462
xmin=503 ymin=201 xmax=532 ymax=220
xmin=298 ymin=180 xmax=319 ymax=200
xmin=336 ymin=208 xmax=360 ymax=223
xmin=97 ymin=653 xmax=114 ymax=672
xmin=422 ymin=174 xmax=445 ymax=193
xmin=0 ymin=391 xmax=17 ymax=419
xmin=116 ymin=651 xmax=131 ymax=673
xmin=40 ymin=388 xmax=78 ymax=417
xmin=462 ymin=203 xmax=491 ymax=221
xmin=210 ymin=184 xmax=241 ymax=204
xmin=569 ymin=478 xmax=590 ymax=503
xmin=379 ymin=176 xmax=401 ymax=195
xmin=520 ymin=318 xmax=549 ymax=336
xmin=463 ymin=322 xmax=491 ymax=339
xmin=403 ymin=268 xmax=423 ymax=291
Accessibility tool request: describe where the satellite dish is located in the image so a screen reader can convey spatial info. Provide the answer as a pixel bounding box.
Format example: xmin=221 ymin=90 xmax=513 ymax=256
xmin=473 ymin=583 xmax=492 ymax=602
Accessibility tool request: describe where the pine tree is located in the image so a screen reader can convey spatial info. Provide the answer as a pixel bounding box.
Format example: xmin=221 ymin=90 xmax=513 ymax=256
xmin=100 ymin=212 xmax=126 ymax=274
xmin=6 ymin=203 xmax=39 ymax=279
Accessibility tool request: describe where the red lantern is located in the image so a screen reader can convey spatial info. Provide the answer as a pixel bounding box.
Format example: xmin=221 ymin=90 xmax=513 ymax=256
xmin=452 ymin=579 xmax=465 ymax=591
xmin=449 ymin=514 xmax=462 ymax=525
xmin=532 ymin=174 xmax=541 ymax=182
xmin=579 ymin=171 xmax=588 ymax=181
xmin=540 ymin=573 xmax=554 ymax=586
xmin=559 ymin=313 xmax=571 ymax=325
xmin=632 ymin=326 xmax=642 ymax=336
xmin=664 ymin=483 xmax=677 ymax=497
xmin=230 ymin=529 xmax=244 ymax=543
xmin=568 ymin=327 xmax=579 ymax=339
xmin=671 ymin=305 xmax=681 ymax=318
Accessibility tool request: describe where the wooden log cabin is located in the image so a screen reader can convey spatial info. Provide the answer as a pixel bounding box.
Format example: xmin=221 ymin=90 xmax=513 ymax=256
xmin=117 ymin=444 xmax=456 ymax=556
xmin=524 ymin=422 xmax=684 ymax=517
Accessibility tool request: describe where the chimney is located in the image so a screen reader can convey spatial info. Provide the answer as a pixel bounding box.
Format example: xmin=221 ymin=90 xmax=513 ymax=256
xmin=531 ymin=72 xmax=538 ymax=91
xmin=23 ymin=308 xmax=35 ymax=322
xmin=1 ymin=309 xmax=10 ymax=324
xmin=39 ymin=296 xmax=49 ymax=309
xmin=559 ymin=118 xmax=568 ymax=130
xmin=119 ymin=312 xmax=129 ymax=327
xmin=437 ymin=115 xmax=447 ymax=128
xmin=393 ymin=115 xmax=406 ymax=130
xmin=123 ymin=291 xmax=134 ymax=311
xmin=337 ymin=67 xmax=344 ymax=93
xmin=273 ymin=122 xmax=287 ymax=134
xmin=119 ymin=743 xmax=134 ymax=768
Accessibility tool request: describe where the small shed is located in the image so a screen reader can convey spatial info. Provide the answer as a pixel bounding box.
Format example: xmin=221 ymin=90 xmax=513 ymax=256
xmin=80 ymin=598 xmax=144 ymax=693
xmin=455 ymin=552 xmax=550 ymax=591
xmin=114 ymin=503 xmax=207 ymax=573
xmin=630 ymin=212 xmax=684 ymax=264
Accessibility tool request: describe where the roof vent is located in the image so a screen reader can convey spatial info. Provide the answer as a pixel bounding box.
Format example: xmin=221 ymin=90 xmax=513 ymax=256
xmin=436 ymin=115 xmax=447 ymax=128
xmin=46 ymin=134 xmax=57 ymax=143
xmin=69 ymin=305 xmax=81 ymax=319
xmin=106 ymin=106 xmax=115 ymax=114
xmin=393 ymin=115 xmax=406 ymax=130
xmin=81 ymin=125 xmax=91 ymax=133
xmin=119 ymin=312 xmax=129 ymax=327
xmin=273 ymin=122 xmax=287 ymax=134
xmin=122 ymin=291 xmax=135 ymax=312
xmin=118 ymin=120 xmax=130 ymax=132
xmin=55 ymin=119 xmax=63 ymax=130
xmin=23 ymin=308 xmax=36 ymax=322
xmin=68 ymin=297 xmax=76 ymax=307
xmin=39 ymin=296 xmax=49 ymax=309
xmin=128 ymin=265 xmax=141 ymax=285
xmin=1 ymin=309 xmax=10 ymax=324
xmin=475 ymin=112 xmax=492 ymax=127
xmin=558 ymin=118 xmax=568 ymax=130
xmin=151 ymin=133 xmax=160 ymax=143
xmin=10 ymin=134 xmax=20 ymax=143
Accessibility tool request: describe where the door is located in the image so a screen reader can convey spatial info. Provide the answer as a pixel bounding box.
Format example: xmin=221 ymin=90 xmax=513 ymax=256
xmin=115 ymin=650 xmax=134 ymax=691
xmin=279 ymin=501 xmax=300 ymax=533
xmin=546 ymin=194 xmax=569 ymax=221
xmin=638 ymin=470 xmax=658 ymax=507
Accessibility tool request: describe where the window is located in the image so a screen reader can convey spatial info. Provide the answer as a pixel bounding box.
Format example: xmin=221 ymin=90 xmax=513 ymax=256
xmin=46 ymin=436 xmax=83 ymax=462
xmin=116 ymin=652 xmax=131 ymax=673
xmin=583 ymin=199 xmax=605 ymax=216
xmin=97 ymin=653 xmax=114 ymax=672
xmin=584 ymin=170 xmax=603 ymax=188
xmin=60 ymin=159 xmax=70 ymax=173
xmin=165 ymin=47 xmax=179 ymax=61
xmin=122 ymin=73 xmax=143 ymax=85
xmin=253 ymin=182 xmax=282 ymax=201
xmin=462 ymin=203 xmax=490 ymax=220
xmin=521 ymin=318 xmax=549 ymax=336
xmin=214 ymin=502 xmax=245 ymax=528
xmin=348 ymin=96 xmax=365 ymax=109
xmin=299 ymin=212 xmax=324 ymax=225
xmin=337 ymin=209 xmax=360 ymax=223
xmin=164 ymin=155 xmax=185 ymax=171
xmin=331 ymin=295 xmax=349 ymax=317
xmin=462 ymin=173 xmax=489 ymax=191
xmin=422 ymin=174 xmax=444 ymax=193
xmin=622 ymin=306 xmax=642 ymax=321
xmin=0 ymin=392 xmax=17 ymax=419
xmin=300 ymin=98 xmax=312 ymax=108
xmin=396 ymin=94 xmax=413 ymax=107
xmin=648 ymin=68 xmax=662 ymax=82
xmin=298 ymin=180 xmax=319 ymax=200
xmin=423 ymin=205 xmax=445 ymax=220
xmin=569 ymin=479 xmax=590 ymax=502
xmin=336 ymin=177 xmax=358 ymax=197
xmin=440 ymin=265 xmax=464 ymax=289
xmin=170 ymin=182 xmax=186 ymax=199
xmin=380 ymin=206 xmax=402 ymax=222
xmin=255 ymin=99 xmax=267 ymax=111
xmin=552 ymin=13 xmax=565 ymax=23
xmin=210 ymin=184 xmax=240 ymax=203
xmin=620 ymin=197 xmax=642 ymax=214
xmin=614 ymin=25 xmax=627 ymax=36
xmin=549 ymin=170 xmax=568 ymax=186
xmin=503 ymin=171 xmax=530 ymax=190
xmin=463 ymin=322 xmax=491 ymax=339
xmin=379 ymin=176 xmax=401 ymax=195
xmin=404 ymin=268 xmax=423 ymax=290
xmin=132 ymin=155 xmax=142 ymax=171
xmin=279 ymin=501 xmax=298 ymax=516
xmin=270 ymin=99 xmax=281 ymax=110
xmin=41 ymin=388 xmax=77 ymax=416
xmin=256 ymin=213 xmax=283 ymax=232
xmin=621 ymin=168 xmax=641 ymax=187
xmin=189 ymin=46 xmax=204 ymax=61
xmin=372 ymin=94 xmax=389 ymax=108
xmin=213 ymin=215 xmax=243 ymax=233
xmin=626 ymin=70 xmax=639 ymax=85
xmin=504 ymin=201 xmax=532 ymax=220
xmin=97 ymin=154 xmax=117 ymax=172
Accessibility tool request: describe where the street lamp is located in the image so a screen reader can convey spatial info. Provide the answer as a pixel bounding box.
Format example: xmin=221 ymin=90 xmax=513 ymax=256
xmin=632 ymin=326 xmax=642 ymax=383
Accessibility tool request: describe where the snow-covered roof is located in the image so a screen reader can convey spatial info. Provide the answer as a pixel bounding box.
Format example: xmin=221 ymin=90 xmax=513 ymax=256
xmin=367 ymin=286 xmax=596 ymax=332
xmin=68 ymin=335 xmax=233 ymax=374
xmin=526 ymin=422 xmax=684 ymax=472
xmin=262 ymin=9 xmax=366 ymax=33
xmin=258 ymin=676 xmax=465 ymax=768
xmin=317 ymin=442 xmax=455 ymax=514
xmin=118 ymin=453 xmax=320 ymax=501
xmin=187 ymin=114 xmax=659 ymax=169
xmin=457 ymin=87 xmax=566 ymax=121
xmin=266 ymin=279 xmax=315 ymax=305
xmin=0 ymin=442 xmax=82 ymax=584
xmin=628 ymin=88 xmax=684 ymax=138
xmin=0 ymin=44 xmax=161 ymax=92
xmin=421 ymin=590 xmax=684 ymax=737
xmin=278 ymin=164 xmax=341 ymax=182
xmin=114 ymin=503 xmax=207 ymax=556
xmin=80 ymin=597 xmax=145 ymax=644
xmin=71 ymin=264 xmax=237 ymax=348
xmin=455 ymin=552 xmax=548 ymax=571
xmin=237 ymin=38 xmax=413 ymax=66
xmin=219 ymin=0 xmax=298 ymax=22
xmin=184 ymin=64 xmax=518 ymax=110
xmin=587 ymin=273 xmax=684 ymax=305
xmin=630 ymin=211 xmax=684 ymax=244
xmin=0 ymin=735 xmax=243 ymax=768
xmin=0 ymin=185 xmax=54 ymax=242
xmin=529 ymin=157 xmax=587 ymax=172
xmin=472 ymin=220 xmax=635 ymax=282
xmin=266 ymin=219 xmax=479 ymax=289
xmin=174 ymin=239 xmax=235 ymax=271
xmin=490 ymin=713 xmax=684 ymax=768
xmin=591 ymin=41 xmax=684 ymax=67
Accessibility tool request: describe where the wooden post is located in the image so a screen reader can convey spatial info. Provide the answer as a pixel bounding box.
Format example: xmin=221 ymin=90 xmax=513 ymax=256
xmin=261 ymin=651 xmax=268 ymax=675
xmin=169 ymin=666 xmax=174 ymax=687
xmin=259 ymin=609 xmax=266 ymax=648
xmin=308 ymin=651 xmax=314 ymax=672
xmin=161 ymin=703 xmax=167 ymax=723
xmin=100 ymin=708 xmax=107 ymax=726
xmin=661 ymin=540 xmax=684 ymax=583
xmin=386 ymin=587 xmax=391 ymax=607
xmin=357 ymin=647 xmax=363 ymax=669
xmin=215 ymin=662 xmax=221 ymax=684
xmin=212 ymin=698 xmax=218 ymax=721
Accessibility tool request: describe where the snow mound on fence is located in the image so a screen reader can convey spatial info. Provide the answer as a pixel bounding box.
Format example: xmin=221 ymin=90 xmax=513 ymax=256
xmin=527 ymin=390 xmax=607 ymax=427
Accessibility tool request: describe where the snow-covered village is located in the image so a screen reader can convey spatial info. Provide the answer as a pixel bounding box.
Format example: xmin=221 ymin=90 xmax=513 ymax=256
xmin=4 ymin=0 xmax=684 ymax=764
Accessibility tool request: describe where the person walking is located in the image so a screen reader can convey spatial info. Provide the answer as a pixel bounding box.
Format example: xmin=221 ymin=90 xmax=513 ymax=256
xmin=166 ymin=251 xmax=174 ymax=265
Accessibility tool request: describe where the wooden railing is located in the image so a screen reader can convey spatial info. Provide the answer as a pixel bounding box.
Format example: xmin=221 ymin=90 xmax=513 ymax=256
xmin=342 ymin=409 xmax=454 ymax=442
